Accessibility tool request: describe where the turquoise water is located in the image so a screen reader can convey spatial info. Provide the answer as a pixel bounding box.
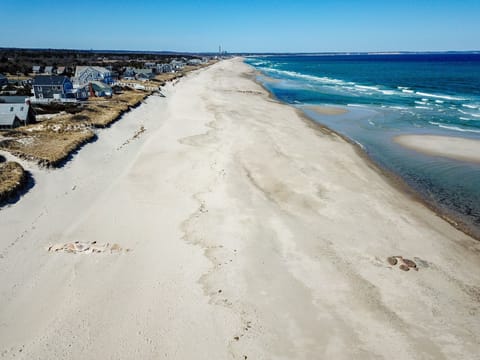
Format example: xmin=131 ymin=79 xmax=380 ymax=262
xmin=245 ymin=54 xmax=480 ymax=237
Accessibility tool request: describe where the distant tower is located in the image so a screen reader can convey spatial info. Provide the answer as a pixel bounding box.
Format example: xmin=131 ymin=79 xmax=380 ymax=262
xmin=219 ymin=45 xmax=222 ymax=55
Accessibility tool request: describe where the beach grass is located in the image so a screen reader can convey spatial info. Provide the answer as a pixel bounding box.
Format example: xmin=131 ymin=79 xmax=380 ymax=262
xmin=0 ymin=161 xmax=27 ymax=203
xmin=0 ymin=125 xmax=96 ymax=167
xmin=0 ymin=61 xmax=214 ymax=168
xmin=0 ymin=89 xmax=149 ymax=167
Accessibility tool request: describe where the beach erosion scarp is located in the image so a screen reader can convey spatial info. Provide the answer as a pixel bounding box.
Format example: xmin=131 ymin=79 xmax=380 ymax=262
xmin=0 ymin=58 xmax=479 ymax=359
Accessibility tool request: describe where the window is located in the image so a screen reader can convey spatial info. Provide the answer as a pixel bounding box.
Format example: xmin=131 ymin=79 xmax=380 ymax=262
xmin=10 ymin=107 xmax=13 ymax=111
xmin=20 ymin=107 xmax=24 ymax=111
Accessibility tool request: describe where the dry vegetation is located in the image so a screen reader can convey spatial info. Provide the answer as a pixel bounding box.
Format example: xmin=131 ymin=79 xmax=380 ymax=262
xmin=0 ymin=161 xmax=27 ymax=203
xmin=81 ymin=90 xmax=149 ymax=128
xmin=0 ymin=89 xmax=150 ymax=167
xmin=0 ymin=62 xmax=214 ymax=169
xmin=0 ymin=126 xmax=95 ymax=167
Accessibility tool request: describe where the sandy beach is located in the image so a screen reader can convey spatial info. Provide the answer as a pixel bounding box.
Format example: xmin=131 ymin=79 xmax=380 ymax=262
xmin=395 ymin=134 xmax=480 ymax=164
xmin=1 ymin=58 xmax=479 ymax=359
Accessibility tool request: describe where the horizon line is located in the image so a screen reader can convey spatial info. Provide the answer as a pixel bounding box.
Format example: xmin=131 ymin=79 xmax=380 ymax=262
xmin=1 ymin=47 xmax=480 ymax=55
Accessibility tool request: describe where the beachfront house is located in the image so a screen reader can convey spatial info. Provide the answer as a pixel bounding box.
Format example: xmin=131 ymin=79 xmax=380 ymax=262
xmin=73 ymin=66 xmax=113 ymax=87
xmin=187 ymin=59 xmax=202 ymax=66
xmin=32 ymin=75 xmax=73 ymax=100
xmin=0 ymin=74 xmax=8 ymax=87
xmin=0 ymin=102 xmax=36 ymax=128
xmin=156 ymin=64 xmax=173 ymax=73
xmin=44 ymin=66 xmax=54 ymax=75
xmin=134 ymin=69 xmax=154 ymax=81
xmin=145 ymin=62 xmax=156 ymax=70
xmin=90 ymin=81 xmax=113 ymax=97
xmin=170 ymin=60 xmax=185 ymax=70
xmin=122 ymin=67 xmax=136 ymax=80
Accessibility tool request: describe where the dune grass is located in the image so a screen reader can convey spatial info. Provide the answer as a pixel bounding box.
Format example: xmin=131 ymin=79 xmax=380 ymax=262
xmin=0 ymin=89 xmax=149 ymax=167
xmin=0 ymin=125 xmax=96 ymax=167
xmin=0 ymin=61 xmax=216 ymax=168
xmin=0 ymin=161 xmax=27 ymax=203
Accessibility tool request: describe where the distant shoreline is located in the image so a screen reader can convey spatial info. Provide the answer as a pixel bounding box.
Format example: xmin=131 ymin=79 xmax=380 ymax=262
xmin=246 ymin=59 xmax=480 ymax=241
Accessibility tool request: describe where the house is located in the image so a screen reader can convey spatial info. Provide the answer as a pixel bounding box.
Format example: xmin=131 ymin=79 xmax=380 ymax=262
xmin=123 ymin=67 xmax=136 ymax=79
xmin=73 ymin=66 xmax=113 ymax=87
xmin=32 ymin=65 xmax=41 ymax=74
xmin=44 ymin=66 xmax=54 ymax=75
xmin=90 ymin=81 xmax=113 ymax=97
xmin=0 ymin=102 xmax=36 ymax=128
xmin=144 ymin=62 xmax=156 ymax=69
xmin=32 ymin=76 xmax=73 ymax=100
xmin=72 ymin=85 xmax=89 ymax=100
xmin=170 ymin=59 xmax=185 ymax=70
xmin=56 ymin=66 xmax=66 ymax=75
xmin=156 ymin=64 xmax=173 ymax=73
xmin=134 ymin=69 xmax=154 ymax=81
xmin=187 ymin=59 xmax=202 ymax=66
xmin=0 ymin=74 xmax=8 ymax=87
xmin=136 ymin=73 xmax=152 ymax=82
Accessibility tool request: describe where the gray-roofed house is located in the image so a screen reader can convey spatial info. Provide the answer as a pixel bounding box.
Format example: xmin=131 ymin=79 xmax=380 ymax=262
xmin=156 ymin=64 xmax=173 ymax=73
xmin=170 ymin=60 xmax=185 ymax=70
xmin=0 ymin=102 xmax=36 ymax=128
xmin=0 ymin=74 xmax=8 ymax=87
xmin=32 ymin=76 xmax=73 ymax=100
xmin=134 ymin=69 xmax=154 ymax=81
xmin=145 ymin=62 xmax=156 ymax=69
xmin=73 ymin=66 xmax=113 ymax=87
xmin=44 ymin=66 xmax=54 ymax=75
xmin=32 ymin=65 xmax=41 ymax=74
xmin=187 ymin=58 xmax=202 ymax=66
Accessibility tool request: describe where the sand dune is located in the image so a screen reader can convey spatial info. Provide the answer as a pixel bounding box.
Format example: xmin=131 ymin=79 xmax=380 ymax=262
xmin=0 ymin=59 xmax=479 ymax=359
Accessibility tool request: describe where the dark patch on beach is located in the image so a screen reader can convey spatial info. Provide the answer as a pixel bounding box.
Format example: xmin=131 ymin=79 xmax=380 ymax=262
xmin=387 ymin=256 xmax=419 ymax=271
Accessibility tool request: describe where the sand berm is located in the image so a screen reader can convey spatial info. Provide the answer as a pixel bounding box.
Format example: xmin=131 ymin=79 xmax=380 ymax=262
xmin=0 ymin=58 xmax=479 ymax=359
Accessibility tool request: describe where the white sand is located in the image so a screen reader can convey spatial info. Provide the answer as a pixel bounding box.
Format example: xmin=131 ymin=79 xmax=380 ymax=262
xmin=395 ymin=134 xmax=480 ymax=163
xmin=1 ymin=59 xmax=479 ymax=359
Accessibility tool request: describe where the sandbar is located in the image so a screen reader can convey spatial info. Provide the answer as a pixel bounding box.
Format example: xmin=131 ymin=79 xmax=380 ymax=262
xmin=394 ymin=134 xmax=480 ymax=163
xmin=305 ymin=105 xmax=348 ymax=115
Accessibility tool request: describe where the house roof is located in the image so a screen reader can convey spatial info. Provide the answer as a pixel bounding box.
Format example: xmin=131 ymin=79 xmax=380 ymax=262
xmin=56 ymin=67 xmax=66 ymax=74
xmin=0 ymin=103 xmax=29 ymax=126
xmin=134 ymin=68 xmax=153 ymax=75
xmin=33 ymin=75 xmax=69 ymax=86
xmin=44 ymin=66 xmax=53 ymax=72
xmin=0 ymin=96 xmax=28 ymax=103
xmin=32 ymin=66 xmax=41 ymax=70
xmin=90 ymin=81 xmax=112 ymax=92
xmin=75 ymin=66 xmax=111 ymax=77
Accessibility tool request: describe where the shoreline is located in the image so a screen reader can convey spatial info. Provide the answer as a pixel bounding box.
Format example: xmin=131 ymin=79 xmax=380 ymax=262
xmin=247 ymin=64 xmax=480 ymax=241
xmin=0 ymin=63 xmax=214 ymax=205
xmin=1 ymin=58 xmax=479 ymax=358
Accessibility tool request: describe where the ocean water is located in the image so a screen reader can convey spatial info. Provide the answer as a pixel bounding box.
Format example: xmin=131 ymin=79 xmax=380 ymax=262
xmin=245 ymin=54 xmax=480 ymax=237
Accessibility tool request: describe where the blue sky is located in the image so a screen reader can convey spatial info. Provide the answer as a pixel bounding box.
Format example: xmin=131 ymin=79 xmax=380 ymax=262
xmin=1 ymin=0 xmax=479 ymax=53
